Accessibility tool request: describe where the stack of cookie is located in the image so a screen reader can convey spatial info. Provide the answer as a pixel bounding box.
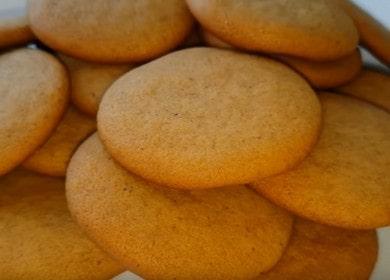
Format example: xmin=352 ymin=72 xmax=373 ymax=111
xmin=0 ymin=0 xmax=388 ymax=279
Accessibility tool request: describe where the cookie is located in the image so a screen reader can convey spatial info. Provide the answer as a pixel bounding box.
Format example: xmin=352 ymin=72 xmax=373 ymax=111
xmin=60 ymin=55 xmax=133 ymax=116
xmin=252 ymin=93 xmax=390 ymax=230
xmin=186 ymin=0 xmax=358 ymax=61
xmin=257 ymin=218 xmax=378 ymax=280
xmin=98 ymin=48 xmax=321 ymax=189
xmin=0 ymin=0 xmax=35 ymax=49
xmin=0 ymin=169 xmax=124 ymax=280
xmin=332 ymin=0 xmax=390 ymax=65
xmin=28 ymin=0 xmax=194 ymax=63
xmin=336 ymin=69 xmax=390 ymax=111
xmin=23 ymin=106 xmax=96 ymax=176
xmin=202 ymin=30 xmax=362 ymax=89
xmin=0 ymin=48 xmax=69 ymax=176
xmin=201 ymin=30 xmax=234 ymax=49
xmin=277 ymin=50 xmax=362 ymax=88
xmin=66 ymin=134 xmax=294 ymax=280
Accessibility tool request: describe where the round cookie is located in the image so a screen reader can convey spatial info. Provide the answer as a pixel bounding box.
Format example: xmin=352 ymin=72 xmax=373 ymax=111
xmin=0 ymin=48 xmax=69 ymax=176
xmin=0 ymin=169 xmax=124 ymax=280
xmin=98 ymin=48 xmax=321 ymax=189
xmin=331 ymin=0 xmax=390 ymax=65
xmin=66 ymin=134 xmax=294 ymax=280
xmin=60 ymin=55 xmax=133 ymax=116
xmin=0 ymin=0 xmax=35 ymax=49
xmin=186 ymin=0 xmax=358 ymax=61
xmin=257 ymin=218 xmax=378 ymax=280
xmin=252 ymin=92 xmax=390 ymax=230
xmin=336 ymin=69 xmax=390 ymax=111
xmin=201 ymin=30 xmax=362 ymax=89
xmin=28 ymin=0 xmax=194 ymax=63
xmin=23 ymin=106 xmax=96 ymax=176
xmin=277 ymin=50 xmax=362 ymax=89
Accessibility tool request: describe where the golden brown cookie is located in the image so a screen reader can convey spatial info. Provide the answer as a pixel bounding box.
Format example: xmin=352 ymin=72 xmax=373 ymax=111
xmin=202 ymin=30 xmax=362 ymax=89
xmin=28 ymin=0 xmax=194 ymax=63
xmin=201 ymin=30 xmax=234 ymax=49
xmin=252 ymin=93 xmax=390 ymax=230
xmin=23 ymin=106 xmax=96 ymax=176
xmin=277 ymin=50 xmax=362 ymax=89
xmin=336 ymin=69 xmax=390 ymax=111
xmin=0 ymin=0 xmax=35 ymax=49
xmin=59 ymin=55 xmax=133 ymax=116
xmin=66 ymin=134 xmax=294 ymax=280
xmin=0 ymin=48 xmax=69 ymax=176
xmin=0 ymin=169 xmax=124 ymax=280
xmin=98 ymin=48 xmax=321 ymax=189
xmin=257 ymin=218 xmax=378 ymax=280
xmin=332 ymin=0 xmax=390 ymax=65
xmin=186 ymin=0 xmax=358 ymax=61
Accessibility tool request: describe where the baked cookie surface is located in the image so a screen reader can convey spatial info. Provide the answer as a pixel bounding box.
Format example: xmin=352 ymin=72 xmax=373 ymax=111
xmin=0 ymin=0 xmax=34 ymax=49
xmin=332 ymin=0 xmax=390 ymax=65
xmin=257 ymin=218 xmax=378 ymax=280
xmin=0 ymin=48 xmax=69 ymax=175
xmin=277 ymin=50 xmax=362 ymax=88
xmin=187 ymin=0 xmax=358 ymax=60
xmin=60 ymin=55 xmax=133 ymax=116
xmin=23 ymin=106 xmax=96 ymax=176
xmin=202 ymin=30 xmax=362 ymax=89
xmin=66 ymin=134 xmax=294 ymax=280
xmin=336 ymin=69 xmax=390 ymax=111
xmin=252 ymin=93 xmax=390 ymax=229
xmin=98 ymin=48 xmax=321 ymax=189
xmin=28 ymin=0 xmax=194 ymax=63
xmin=0 ymin=169 xmax=124 ymax=280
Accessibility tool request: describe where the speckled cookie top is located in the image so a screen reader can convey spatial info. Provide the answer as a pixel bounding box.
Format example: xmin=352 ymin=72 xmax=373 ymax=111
xmin=0 ymin=169 xmax=124 ymax=280
xmin=253 ymin=93 xmax=390 ymax=229
xmin=66 ymin=134 xmax=293 ymax=280
xmin=60 ymin=54 xmax=133 ymax=116
xmin=98 ymin=47 xmax=321 ymax=189
xmin=336 ymin=69 xmax=390 ymax=111
xmin=28 ymin=0 xmax=194 ymax=62
xmin=187 ymin=0 xmax=358 ymax=60
xmin=0 ymin=48 xmax=69 ymax=175
xmin=257 ymin=218 xmax=378 ymax=280
xmin=23 ymin=106 xmax=96 ymax=176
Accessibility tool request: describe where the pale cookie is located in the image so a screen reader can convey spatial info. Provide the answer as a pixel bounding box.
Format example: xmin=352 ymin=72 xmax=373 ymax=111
xmin=332 ymin=0 xmax=390 ymax=65
xmin=98 ymin=48 xmax=321 ymax=189
xmin=252 ymin=93 xmax=390 ymax=230
xmin=186 ymin=0 xmax=358 ymax=61
xmin=0 ymin=48 xmax=69 ymax=176
xmin=28 ymin=0 xmax=194 ymax=63
xmin=0 ymin=169 xmax=124 ymax=280
xmin=23 ymin=106 xmax=96 ymax=176
xmin=66 ymin=134 xmax=294 ymax=280
xmin=257 ymin=218 xmax=378 ymax=280
xmin=60 ymin=55 xmax=133 ymax=116
xmin=0 ymin=0 xmax=35 ymax=49
xmin=336 ymin=69 xmax=390 ymax=111
xmin=202 ymin=30 xmax=362 ymax=89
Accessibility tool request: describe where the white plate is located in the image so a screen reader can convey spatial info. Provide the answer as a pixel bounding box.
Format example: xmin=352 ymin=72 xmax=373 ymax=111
xmin=112 ymin=1 xmax=390 ymax=279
